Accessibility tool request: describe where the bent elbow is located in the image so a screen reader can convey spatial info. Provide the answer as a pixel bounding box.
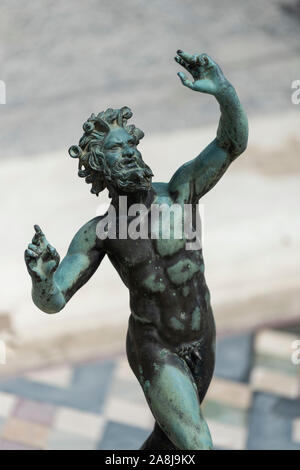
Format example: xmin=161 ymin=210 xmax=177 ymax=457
xmin=230 ymin=137 xmax=248 ymax=160
xmin=32 ymin=292 xmax=66 ymax=314
xmin=42 ymin=304 xmax=65 ymax=314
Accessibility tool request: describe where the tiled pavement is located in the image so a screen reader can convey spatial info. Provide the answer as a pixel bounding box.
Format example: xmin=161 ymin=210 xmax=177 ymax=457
xmin=0 ymin=326 xmax=299 ymax=450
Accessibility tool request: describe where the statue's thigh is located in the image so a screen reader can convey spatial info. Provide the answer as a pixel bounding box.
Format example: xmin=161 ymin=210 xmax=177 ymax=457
xmin=132 ymin=344 xmax=212 ymax=450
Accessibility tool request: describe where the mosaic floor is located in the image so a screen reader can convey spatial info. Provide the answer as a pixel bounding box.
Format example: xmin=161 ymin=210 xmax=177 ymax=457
xmin=0 ymin=326 xmax=299 ymax=450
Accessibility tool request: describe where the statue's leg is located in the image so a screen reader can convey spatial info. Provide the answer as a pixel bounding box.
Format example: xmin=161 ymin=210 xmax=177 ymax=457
xmin=140 ymin=341 xmax=215 ymax=450
xmin=176 ymin=338 xmax=215 ymax=405
xmin=141 ymin=356 xmax=212 ymax=450
xmin=126 ymin=326 xmax=213 ymax=450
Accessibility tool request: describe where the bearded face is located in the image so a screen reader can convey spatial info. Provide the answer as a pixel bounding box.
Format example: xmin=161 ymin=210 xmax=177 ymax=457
xmin=102 ymin=127 xmax=153 ymax=193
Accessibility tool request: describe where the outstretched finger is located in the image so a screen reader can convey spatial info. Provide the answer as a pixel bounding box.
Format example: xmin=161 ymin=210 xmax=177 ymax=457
xmin=34 ymin=225 xmax=44 ymax=236
xmin=32 ymin=225 xmax=46 ymax=245
xmin=177 ymin=49 xmax=196 ymax=65
xmin=177 ymin=72 xmax=195 ymax=90
xmin=174 ymin=55 xmax=190 ymax=70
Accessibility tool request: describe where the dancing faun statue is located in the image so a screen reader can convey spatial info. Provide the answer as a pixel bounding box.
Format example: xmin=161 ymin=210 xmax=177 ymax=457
xmin=25 ymin=50 xmax=248 ymax=450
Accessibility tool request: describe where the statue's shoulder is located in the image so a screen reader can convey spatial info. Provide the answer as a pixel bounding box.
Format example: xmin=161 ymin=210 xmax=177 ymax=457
xmin=152 ymin=181 xmax=188 ymax=205
xmin=70 ymin=216 xmax=106 ymax=253
xmin=78 ymin=216 xmax=105 ymax=234
xmin=152 ymin=182 xmax=175 ymax=205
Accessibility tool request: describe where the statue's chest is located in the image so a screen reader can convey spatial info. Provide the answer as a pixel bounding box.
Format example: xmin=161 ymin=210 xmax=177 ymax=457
xmin=106 ymin=237 xmax=154 ymax=267
xmin=150 ymin=206 xmax=187 ymax=257
xmin=105 ymin=205 xmax=187 ymax=266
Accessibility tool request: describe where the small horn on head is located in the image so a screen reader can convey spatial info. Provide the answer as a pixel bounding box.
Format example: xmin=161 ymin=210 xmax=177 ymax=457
xmin=121 ymin=106 xmax=133 ymax=120
xmin=119 ymin=106 xmax=132 ymax=126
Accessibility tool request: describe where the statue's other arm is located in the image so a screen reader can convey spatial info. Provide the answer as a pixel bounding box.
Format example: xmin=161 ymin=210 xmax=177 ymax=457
xmin=24 ymin=218 xmax=105 ymax=313
xmin=169 ymin=51 xmax=248 ymax=203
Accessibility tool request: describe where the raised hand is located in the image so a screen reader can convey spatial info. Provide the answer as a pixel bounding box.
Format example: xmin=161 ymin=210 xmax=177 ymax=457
xmin=24 ymin=225 xmax=60 ymax=283
xmin=175 ymin=50 xmax=228 ymax=96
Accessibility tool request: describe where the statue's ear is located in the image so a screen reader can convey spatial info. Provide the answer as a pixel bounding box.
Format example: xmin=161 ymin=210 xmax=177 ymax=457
xmin=88 ymin=146 xmax=104 ymax=171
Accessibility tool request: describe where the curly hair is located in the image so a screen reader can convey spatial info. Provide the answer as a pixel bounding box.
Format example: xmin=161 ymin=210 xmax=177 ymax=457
xmin=68 ymin=107 xmax=144 ymax=196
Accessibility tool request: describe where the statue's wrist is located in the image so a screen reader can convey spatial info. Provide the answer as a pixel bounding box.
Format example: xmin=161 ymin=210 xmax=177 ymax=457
xmin=214 ymin=80 xmax=234 ymax=101
xmin=32 ymin=273 xmax=55 ymax=295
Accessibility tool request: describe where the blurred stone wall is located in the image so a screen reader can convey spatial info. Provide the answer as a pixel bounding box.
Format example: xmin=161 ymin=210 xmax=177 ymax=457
xmin=0 ymin=0 xmax=299 ymax=157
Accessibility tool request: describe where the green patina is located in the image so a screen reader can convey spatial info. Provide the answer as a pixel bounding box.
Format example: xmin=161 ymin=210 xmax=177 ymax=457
xmin=25 ymin=49 xmax=248 ymax=450
xmin=191 ymin=306 xmax=201 ymax=330
xmin=182 ymin=286 xmax=190 ymax=297
xmin=170 ymin=316 xmax=185 ymax=331
xmin=167 ymin=259 xmax=200 ymax=286
xmin=143 ymin=380 xmax=150 ymax=393
xmin=143 ymin=273 xmax=166 ymax=293
xmin=159 ymin=348 xmax=169 ymax=359
xmin=204 ymin=290 xmax=211 ymax=307
xmin=139 ymin=365 xmax=151 ymax=395
xmin=155 ymin=238 xmax=186 ymax=258
xmin=146 ymin=364 xmax=213 ymax=449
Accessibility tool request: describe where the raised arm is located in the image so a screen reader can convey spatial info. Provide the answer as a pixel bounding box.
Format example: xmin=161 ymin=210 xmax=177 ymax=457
xmin=24 ymin=218 xmax=105 ymax=313
xmin=169 ymin=50 xmax=248 ymax=203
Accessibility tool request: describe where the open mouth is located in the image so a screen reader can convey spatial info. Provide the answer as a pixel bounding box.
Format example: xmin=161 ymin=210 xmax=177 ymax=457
xmin=126 ymin=162 xmax=139 ymax=169
xmin=122 ymin=157 xmax=139 ymax=168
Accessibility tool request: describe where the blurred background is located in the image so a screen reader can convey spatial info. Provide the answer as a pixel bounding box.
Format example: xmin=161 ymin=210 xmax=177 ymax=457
xmin=0 ymin=0 xmax=299 ymax=450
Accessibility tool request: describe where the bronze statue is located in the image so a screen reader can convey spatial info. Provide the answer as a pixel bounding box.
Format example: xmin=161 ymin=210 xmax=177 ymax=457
xmin=25 ymin=51 xmax=248 ymax=450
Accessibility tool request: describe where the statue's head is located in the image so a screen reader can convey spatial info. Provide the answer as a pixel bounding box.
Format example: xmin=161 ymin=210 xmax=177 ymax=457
xmin=69 ymin=107 xmax=153 ymax=196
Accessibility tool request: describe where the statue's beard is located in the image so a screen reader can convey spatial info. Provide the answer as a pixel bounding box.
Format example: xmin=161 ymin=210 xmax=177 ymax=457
xmin=104 ymin=157 xmax=154 ymax=193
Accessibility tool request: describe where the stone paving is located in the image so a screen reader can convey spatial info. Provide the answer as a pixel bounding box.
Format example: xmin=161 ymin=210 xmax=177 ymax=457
xmin=1 ymin=0 xmax=300 ymax=158
xmin=0 ymin=324 xmax=299 ymax=450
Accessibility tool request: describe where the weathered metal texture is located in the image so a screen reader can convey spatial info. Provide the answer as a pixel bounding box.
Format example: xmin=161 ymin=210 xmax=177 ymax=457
xmin=25 ymin=51 xmax=248 ymax=450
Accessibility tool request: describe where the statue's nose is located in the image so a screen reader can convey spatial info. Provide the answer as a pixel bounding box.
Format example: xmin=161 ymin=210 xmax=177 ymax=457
xmin=123 ymin=146 xmax=134 ymax=157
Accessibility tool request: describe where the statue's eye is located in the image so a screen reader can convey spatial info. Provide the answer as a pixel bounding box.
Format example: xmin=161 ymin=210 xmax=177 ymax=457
xmin=110 ymin=145 xmax=120 ymax=151
xmin=128 ymin=141 xmax=135 ymax=147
